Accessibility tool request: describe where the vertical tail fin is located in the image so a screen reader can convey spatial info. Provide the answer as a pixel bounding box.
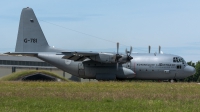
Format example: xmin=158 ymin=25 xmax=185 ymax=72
xmin=15 ymin=7 xmax=49 ymax=52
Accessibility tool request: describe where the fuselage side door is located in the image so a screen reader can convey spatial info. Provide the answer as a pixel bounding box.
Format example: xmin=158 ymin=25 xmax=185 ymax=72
xmin=78 ymin=63 xmax=85 ymax=76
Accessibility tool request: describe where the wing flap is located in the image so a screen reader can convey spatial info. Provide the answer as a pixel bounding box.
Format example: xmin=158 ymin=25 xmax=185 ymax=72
xmin=61 ymin=54 xmax=88 ymax=61
xmin=60 ymin=51 xmax=98 ymax=56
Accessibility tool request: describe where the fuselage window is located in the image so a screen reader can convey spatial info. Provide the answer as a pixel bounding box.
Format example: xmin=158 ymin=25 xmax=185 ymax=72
xmin=173 ymin=57 xmax=186 ymax=64
xmin=176 ymin=65 xmax=181 ymax=69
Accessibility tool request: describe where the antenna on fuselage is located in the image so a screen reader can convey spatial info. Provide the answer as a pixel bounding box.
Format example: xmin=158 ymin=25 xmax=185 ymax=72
xmin=148 ymin=45 xmax=151 ymax=53
xmin=159 ymin=46 xmax=161 ymax=54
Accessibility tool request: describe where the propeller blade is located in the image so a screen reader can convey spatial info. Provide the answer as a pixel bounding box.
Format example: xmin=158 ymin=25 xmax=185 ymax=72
xmin=124 ymin=46 xmax=133 ymax=61
xmin=130 ymin=46 xmax=132 ymax=55
xmin=115 ymin=42 xmax=122 ymax=61
xmin=117 ymin=62 xmax=119 ymax=70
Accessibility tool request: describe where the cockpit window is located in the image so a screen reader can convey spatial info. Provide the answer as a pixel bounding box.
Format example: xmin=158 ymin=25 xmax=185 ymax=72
xmin=173 ymin=57 xmax=186 ymax=64
xmin=182 ymin=58 xmax=186 ymax=64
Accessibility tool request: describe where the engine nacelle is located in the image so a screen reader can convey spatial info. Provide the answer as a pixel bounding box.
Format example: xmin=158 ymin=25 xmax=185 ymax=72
xmin=116 ymin=67 xmax=136 ymax=79
xmin=90 ymin=53 xmax=116 ymax=63
xmin=118 ymin=55 xmax=129 ymax=63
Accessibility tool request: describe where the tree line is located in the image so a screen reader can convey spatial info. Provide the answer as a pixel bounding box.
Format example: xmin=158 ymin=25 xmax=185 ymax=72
xmin=182 ymin=61 xmax=200 ymax=82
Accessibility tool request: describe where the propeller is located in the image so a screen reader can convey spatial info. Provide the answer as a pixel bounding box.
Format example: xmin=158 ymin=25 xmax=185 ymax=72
xmin=125 ymin=46 xmax=133 ymax=61
xmin=115 ymin=43 xmax=133 ymax=70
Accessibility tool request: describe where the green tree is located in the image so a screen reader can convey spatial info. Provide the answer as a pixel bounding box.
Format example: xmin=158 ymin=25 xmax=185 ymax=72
xmin=193 ymin=61 xmax=200 ymax=82
xmin=184 ymin=61 xmax=196 ymax=82
xmin=184 ymin=61 xmax=200 ymax=82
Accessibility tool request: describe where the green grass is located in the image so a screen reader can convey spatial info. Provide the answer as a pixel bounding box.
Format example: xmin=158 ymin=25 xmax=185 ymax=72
xmin=0 ymin=70 xmax=69 ymax=81
xmin=0 ymin=81 xmax=200 ymax=112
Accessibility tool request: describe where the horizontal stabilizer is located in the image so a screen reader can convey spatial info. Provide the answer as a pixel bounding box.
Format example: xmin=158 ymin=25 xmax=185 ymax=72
xmin=5 ymin=52 xmax=38 ymax=56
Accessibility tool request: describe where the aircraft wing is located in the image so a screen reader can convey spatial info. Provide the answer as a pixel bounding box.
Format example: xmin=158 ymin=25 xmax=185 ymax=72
xmin=57 ymin=51 xmax=99 ymax=61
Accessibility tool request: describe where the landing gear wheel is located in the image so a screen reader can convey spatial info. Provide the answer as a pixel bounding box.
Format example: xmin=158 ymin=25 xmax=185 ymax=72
xmin=170 ymin=79 xmax=174 ymax=83
xmin=169 ymin=79 xmax=177 ymax=83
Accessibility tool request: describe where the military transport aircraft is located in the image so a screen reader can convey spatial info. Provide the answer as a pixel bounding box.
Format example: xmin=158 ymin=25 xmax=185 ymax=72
xmin=6 ymin=7 xmax=196 ymax=81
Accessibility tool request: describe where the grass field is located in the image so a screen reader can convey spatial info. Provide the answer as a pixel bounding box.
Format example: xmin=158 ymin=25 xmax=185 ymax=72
xmin=0 ymin=81 xmax=200 ymax=112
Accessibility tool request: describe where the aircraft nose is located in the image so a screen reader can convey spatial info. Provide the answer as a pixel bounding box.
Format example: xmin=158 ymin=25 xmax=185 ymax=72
xmin=184 ymin=66 xmax=196 ymax=76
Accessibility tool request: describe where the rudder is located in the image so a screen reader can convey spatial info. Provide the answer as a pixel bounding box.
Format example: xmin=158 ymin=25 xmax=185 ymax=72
xmin=15 ymin=7 xmax=49 ymax=52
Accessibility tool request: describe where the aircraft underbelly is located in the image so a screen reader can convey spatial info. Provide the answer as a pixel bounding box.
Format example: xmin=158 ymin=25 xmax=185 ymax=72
xmin=83 ymin=66 xmax=135 ymax=79
xmin=135 ymin=71 xmax=175 ymax=80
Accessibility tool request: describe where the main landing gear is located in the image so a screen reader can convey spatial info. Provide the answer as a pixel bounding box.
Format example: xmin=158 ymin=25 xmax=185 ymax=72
xmin=169 ymin=79 xmax=177 ymax=83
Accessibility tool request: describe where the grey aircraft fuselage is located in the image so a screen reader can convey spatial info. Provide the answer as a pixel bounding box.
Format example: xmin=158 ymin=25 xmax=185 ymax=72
xmin=7 ymin=7 xmax=196 ymax=81
xmin=37 ymin=52 xmax=195 ymax=80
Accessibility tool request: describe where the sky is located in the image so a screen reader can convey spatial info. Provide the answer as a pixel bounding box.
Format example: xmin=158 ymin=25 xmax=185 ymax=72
xmin=0 ymin=0 xmax=200 ymax=62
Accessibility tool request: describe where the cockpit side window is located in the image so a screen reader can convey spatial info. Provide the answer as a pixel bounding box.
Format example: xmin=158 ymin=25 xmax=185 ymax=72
xmin=173 ymin=57 xmax=176 ymax=62
xmin=173 ymin=57 xmax=186 ymax=64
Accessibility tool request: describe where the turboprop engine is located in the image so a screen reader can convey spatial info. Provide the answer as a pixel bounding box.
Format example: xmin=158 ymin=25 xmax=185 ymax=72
xmin=89 ymin=43 xmax=133 ymax=69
